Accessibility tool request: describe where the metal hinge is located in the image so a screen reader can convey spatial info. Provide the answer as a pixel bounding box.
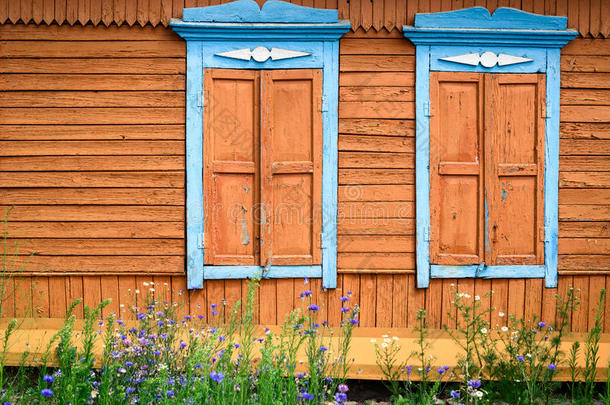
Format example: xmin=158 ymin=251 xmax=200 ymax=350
xmin=423 ymin=226 xmax=431 ymax=242
xmin=197 ymin=91 xmax=206 ymax=108
xmin=423 ymin=101 xmax=431 ymax=117
xmin=197 ymin=233 xmax=205 ymax=249
xmin=544 ymin=101 xmax=551 ymax=118
xmin=321 ymin=94 xmax=328 ymax=112
xmin=543 ymin=226 xmax=551 ymax=243
xmin=320 ymin=232 xmax=325 ymax=249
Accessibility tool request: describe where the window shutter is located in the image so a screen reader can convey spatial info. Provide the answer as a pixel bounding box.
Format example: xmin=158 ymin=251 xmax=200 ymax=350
xmin=203 ymin=69 xmax=260 ymax=265
xmin=485 ymin=74 xmax=546 ymax=265
xmin=260 ymin=70 xmax=323 ymax=266
xmin=429 ymin=72 xmax=485 ymax=265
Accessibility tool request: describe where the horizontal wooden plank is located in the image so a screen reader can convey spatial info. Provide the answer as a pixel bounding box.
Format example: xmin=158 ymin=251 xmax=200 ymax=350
xmin=0 ymin=24 xmax=181 ymax=41
xmin=559 ymin=172 xmax=610 ymax=188
xmin=559 ymin=205 xmax=610 ymax=221
xmin=559 ymin=238 xmax=610 ymax=255
xmin=338 ymin=201 xmax=413 ymax=218
xmin=560 ymin=189 xmax=610 ymax=205
xmin=561 ymin=56 xmax=610 ymax=73
xmin=561 ymin=123 xmax=610 ymax=140
xmin=0 ymin=140 xmax=184 ymax=156
xmin=559 ymin=222 xmax=610 ymax=238
xmin=338 ymin=235 xmax=415 ymax=252
xmin=561 ymin=89 xmax=610 ymax=105
xmin=562 ymin=40 xmax=610 ymax=56
xmin=562 ymin=73 xmax=610 ymax=89
xmin=0 ymin=41 xmax=185 ymax=58
xmin=0 ymin=125 xmax=185 ymax=141
xmin=561 ymin=106 xmax=610 ymax=123
xmin=8 ymin=238 xmax=185 ymax=255
xmin=339 ymin=38 xmax=414 ymax=55
xmin=4 ymin=255 xmax=185 ymax=274
xmin=339 ymin=168 xmax=414 ymax=184
xmin=0 ymin=108 xmax=184 ymax=125
xmin=339 ymin=134 xmax=413 ymax=153
xmin=339 ymin=101 xmax=414 ymax=119
xmin=2 ymin=58 xmax=185 ymax=74
xmin=0 ymin=74 xmax=185 ymax=91
xmin=340 ymin=86 xmax=414 ymax=102
xmin=340 ymin=55 xmax=414 ymax=72
xmin=4 ymin=221 xmax=184 ymax=238
xmin=338 ymin=253 xmax=414 ymax=270
xmin=560 ymin=156 xmax=610 ymax=171
xmin=1 ymin=205 xmax=183 ymax=221
xmin=340 ymin=72 xmax=414 ymax=87
xmin=338 ymin=185 xmax=414 ymax=201
xmin=0 ymin=188 xmax=184 ymax=205
xmin=559 ymin=255 xmax=610 ymax=271
xmin=339 ymin=152 xmax=414 ymax=169
xmin=0 ymin=171 xmax=184 ymax=187
xmin=0 ymin=156 xmax=184 ymax=171
xmin=339 ymin=119 xmax=414 ymax=136
xmin=0 ymin=91 xmax=185 ymax=107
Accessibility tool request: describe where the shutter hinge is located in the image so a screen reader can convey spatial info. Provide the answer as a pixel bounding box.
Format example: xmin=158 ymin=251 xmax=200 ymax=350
xmin=543 ymin=226 xmax=551 ymax=243
xmin=197 ymin=233 xmax=205 ymax=249
xmin=424 ymin=226 xmax=431 ymax=242
xmin=320 ymin=232 xmax=325 ymax=249
xmin=544 ymin=101 xmax=551 ymax=118
xmin=423 ymin=101 xmax=431 ymax=117
xmin=197 ymin=91 xmax=206 ymax=108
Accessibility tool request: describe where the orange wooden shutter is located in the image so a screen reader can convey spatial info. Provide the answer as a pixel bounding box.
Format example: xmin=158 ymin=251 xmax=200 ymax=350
xmin=203 ymin=69 xmax=260 ymax=265
xmin=429 ymin=72 xmax=485 ymax=265
xmin=485 ymin=74 xmax=546 ymax=265
xmin=260 ymin=70 xmax=323 ymax=266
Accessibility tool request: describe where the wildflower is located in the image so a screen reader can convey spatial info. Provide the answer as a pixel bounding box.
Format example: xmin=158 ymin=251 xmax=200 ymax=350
xmin=319 ymin=346 xmax=328 ymax=352
xmin=437 ymin=367 xmax=446 ymax=375
xmin=211 ymin=310 xmax=218 ymax=316
xmin=153 ymin=350 xmax=162 ymax=356
xmin=474 ymin=391 xmax=484 ymax=399
xmin=211 ymin=303 xmax=217 ymax=309
xmin=40 ymin=388 xmax=53 ymax=397
xmin=308 ymin=304 xmax=319 ymax=311
xmin=299 ymin=392 xmax=314 ymax=400
xmin=517 ymin=355 xmax=525 ymax=362
xmin=405 ymin=365 xmax=413 ymax=375
xmin=548 ymin=363 xmax=557 ymax=370
xmin=166 ymin=390 xmax=175 ymax=398
xmin=480 ymin=328 xmax=488 ymax=334
xmin=300 ymin=290 xmax=312 ymax=298
xmin=341 ymin=307 xmax=350 ymax=313
xmin=180 ymin=341 xmax=188 ymax=348
xmin=296 ymin=372 xmax=305 ymax=378
xmin=349 ymin=318 xmax=359 ymax=325
xmin=335 ymin=392 xmax=348 ymax=402
xmin=381 ymin=343 xmax=388 ymax=348
xmin=118 ymin=368 xmax=127 ymax=374
xmin=338 ymin=384 xmax=348 ymax=393
xmin=198 ymin=315 xmax=205 ymax=320
xmin=538 ymin=321 xmax=547 ymax=327
xmin=125 ymin=361 xmax=133 ymax=367
xmin=498 ymin=312 xmax=505 ymax=317
xmin=304 ymin=277 xmax=309 ymax=284
xmin=42 ymin=374 xmax=54 ymax=383
xmin=234 ymin=343 xmax=240 ymax=348
xmin=370 ymin=338 xmax=376 ymax=343
xmin=501 ymin=326 xmax=509 ymax=332
xmin=184 ymin=315 xmax=191 ymax=320
xmin=209 ymin=371 xmax=224 ymax=383
xmin=126 ymin=387 xmax=136 ymax=394
xmin=474 ymin=295 xmax=480 ymax=301
xmin=468 ymin=379 xmax=481 ymax=389
xmin=450 ymin=390 xmax=460 ymax=398
xmin=340 ymin=296 xmax=349 ymax=302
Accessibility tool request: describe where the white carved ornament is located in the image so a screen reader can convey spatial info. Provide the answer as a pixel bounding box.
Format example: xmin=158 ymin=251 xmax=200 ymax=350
xmin=439 ymin=51 xmax=533 ymax=68
xmin=216 ymin=46 xmax=311 ymax=62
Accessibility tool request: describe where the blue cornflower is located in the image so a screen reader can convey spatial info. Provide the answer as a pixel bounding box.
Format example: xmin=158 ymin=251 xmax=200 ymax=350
xmin=180 ymin=341 xmax=188 ymax=348
xmin=166 ymin=390 xmax=175 ymax=398
xmin=155 ymin=311 xmax=164 ymax=316
xmin=117 ymin=319 xmax=124 ymax=326
xmin=517 ymin=355 xmax=525 ymax=362
xmin=335 ymin=392 xmax=347 ymax=401
xmin=234 ymin=343 xmax=240 ymax=348
xmin=198 ymin=315 xmax=205 ymax=320
xmin=118 ymin=368 xmax=127 ymax=374
xmin=300 ymin=290 xmax=312 ymax=298
xmin=349 ymin=318 xmax=359 ymax=325
xmin=548 ymin=363 xmax=557 ymax=370
xmin=184 ymin=315 xmax=191 ymax=320
xmin=405 ymin=365 xmax=413 ymax=375
xmin=319 ymin=346 xmax=328 ymax=352
xmin=42 ymin=374 xmax=54 ymax=383
xmin=211 ymin=310 xmax=218 ymax=316
xmin=153 ymin=350 xmax=162 ymax=356
xmin=308 ymin=304 xmax=319 ymax=312
xmin=339 ymin=296 xmax=350 ymax=302
xmin=538 ymin=321 xmax=547 ymax=327
xmin=218 ymin=336 xmax=226 ymax=342
xmin=210 ymin=304 xmax=217 ymax=309
xmin=437 ymin=367 xmax=446 ymax=375
xmin=125 ymin=387 xmax=136 ymax=394
xmin=450 ymin=390 xmax=460 ymax=398
xmin=296 ymin=372 xmax=305 ymax=378
xmin=125 ymin=361 xmax=133 ymax=367
xmin=40 ymin=388 xmax=53 ymax=397
xmin=341 ymin=307 xmax=350 ymax=313
xmin=299 ymin=392 xmax=314 ymax=400
xmin=468 ymin=379 xmax=481 ymax=388
xmin=209 ymin=371 xmax=224 ymax=383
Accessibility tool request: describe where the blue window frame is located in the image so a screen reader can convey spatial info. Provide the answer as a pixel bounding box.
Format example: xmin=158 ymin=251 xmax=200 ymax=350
xmin=403 ymin=7 xmax=576 ymax=288
xmin=171 ymin=0 xmax=350 ymax=289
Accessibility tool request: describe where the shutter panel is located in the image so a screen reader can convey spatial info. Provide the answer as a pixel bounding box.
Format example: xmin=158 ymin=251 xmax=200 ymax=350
xmin=203 ymin=69 xmax=260 ymax=265
xmin=260 ymin=69 xmax=323 ymax=266
xmin=485 ymin=74 xmax=546 ymax=265
xmin=429 ymin=72 xmax=485 ymax=265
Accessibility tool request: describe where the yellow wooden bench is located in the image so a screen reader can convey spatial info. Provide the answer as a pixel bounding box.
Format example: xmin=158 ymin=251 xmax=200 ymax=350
xmin=1 ymin=319 xmax=608 ymax=381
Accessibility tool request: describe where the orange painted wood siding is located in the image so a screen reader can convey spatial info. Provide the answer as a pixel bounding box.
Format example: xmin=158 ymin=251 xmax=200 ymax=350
xmin=0 ymin=24 xmax=608 ymax=333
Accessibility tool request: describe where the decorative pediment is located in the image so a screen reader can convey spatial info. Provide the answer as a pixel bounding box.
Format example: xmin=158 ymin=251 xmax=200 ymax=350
xmin=182 ymin=0 xmax=339 ymax=23
xmin=216 ymin=47 xmax=311 ymax=62
xmin=439 ymin=52 xmax=533 ymax=68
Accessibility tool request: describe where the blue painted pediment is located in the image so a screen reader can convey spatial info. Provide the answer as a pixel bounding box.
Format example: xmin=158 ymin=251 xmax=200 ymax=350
xmin=183 ymin=0 xmax=339 ymax=23
xmin=414 ymin=6 xmax=567 ymax=30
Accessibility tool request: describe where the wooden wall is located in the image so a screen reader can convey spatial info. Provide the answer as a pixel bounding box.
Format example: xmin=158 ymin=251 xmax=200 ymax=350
xmin=0 ymin=23 xmax=608 ymax=332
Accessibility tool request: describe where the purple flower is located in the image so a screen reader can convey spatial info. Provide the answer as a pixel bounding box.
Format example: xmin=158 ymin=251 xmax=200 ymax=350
xmin=339 ymin=296 xmax=350 ymax=302
xmin=341 ymin=307 xmax=350 ymax=313
xmin=211 ymin=310 xmax=218 ymax=317
xmin=198 ymin=315 xmax=205 ymax=320
xmin=117 ymin=319 xmax=124 ymax=326
xmin=450 ymin=390 xmax=460 ymax=398
xmin=405 ymin=365 xmax=413 ymax=375
xmin=126 ymin=387 xmax=136 ymax=394
xmin=40 ymin=388 xmax=53 ymax=397
xmin=234 ymin=343 xmax=240 ymax=348
xmin=125 ymin=361 xmax=133 ymax=367
xmin=153 ymin=350 xmax=161 ymax=356
xmin=180 ymin=341 xmax=188 ymax=349
xmin=335 ymin=392 xmax=348 ymax=402
xmin=166 ymin=390 xmax=174 ymax=398
xmin=538 ymin=321 xmax=547 ymax=327
xmin=209 ymin=371 xmax=224 ymax=383
xmin=299 ymin=392 xmax=314 ymax=400
xmin=184 ymin=315 xmax=191 ymax=320
xmin=548 ymin=363 xmax=557 ymax=370
xmin=155 ymin=311 xmax=164 ymax=316
xmin=300 ymin=290 xmax=312 ymax=298
xmin=338 ymin=384 xmax=348 ymax=393
xmin=319 ymin=346 xmax=328 ymax=352
xmin=218 ymin=336 xmax=226 ymax=342
xmin=42 ymin=374 xmax=54 ymax=383
xmin=210 ymin=304 xmax=217 ymax=309
xmin=296 ymin=372 xmax=305 ymax=378
xmin=468 ymin=379 xmax=481 ymax=389
xmin=517 ymin=355 xmax=525 ymax=362
xmin=308 ymin=304 xmax=319 ymax=312
xmin=437 ymin=367 xmax=446 ymax=375
xmin=349 ymin=318 xmax=359 ymax=325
